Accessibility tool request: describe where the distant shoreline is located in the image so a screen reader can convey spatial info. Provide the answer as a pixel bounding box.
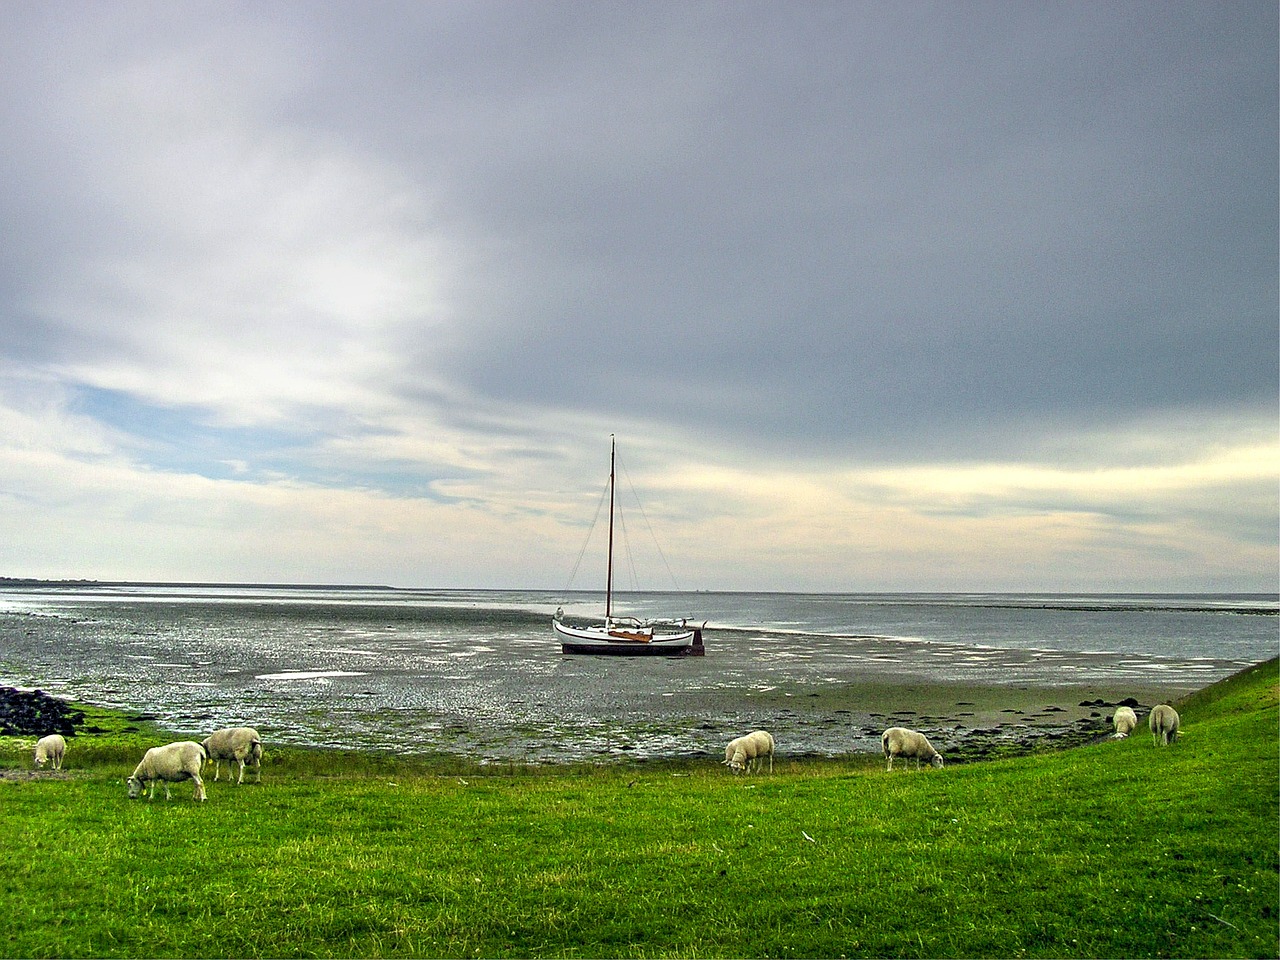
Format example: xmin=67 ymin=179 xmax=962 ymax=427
xmin=3 ymin=578 xmax=1275 ymax=612
xmin=0 ymin=577 xmax=397 ymax=591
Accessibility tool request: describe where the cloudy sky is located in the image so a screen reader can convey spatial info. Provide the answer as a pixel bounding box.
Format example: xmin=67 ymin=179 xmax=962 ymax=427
xmin=0 ymin=1 xmax=1275 ymax=592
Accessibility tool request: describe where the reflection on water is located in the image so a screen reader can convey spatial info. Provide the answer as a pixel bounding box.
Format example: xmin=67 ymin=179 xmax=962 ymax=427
xmin=256 ymin=671 xmax=368 ymax=681
xmin=0 ymin=584 xmax=1273 ymax=762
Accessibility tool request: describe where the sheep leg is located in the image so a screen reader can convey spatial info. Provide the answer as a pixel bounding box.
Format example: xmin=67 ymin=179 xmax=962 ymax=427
xmin=193 ymin=776 xmax=206 ymax=802
xmin=235 ymin=759 xmax=244 ymax=784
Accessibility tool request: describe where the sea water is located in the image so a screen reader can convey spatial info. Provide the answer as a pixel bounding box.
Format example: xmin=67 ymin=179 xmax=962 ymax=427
xmin=0 ymin=583 xmax=1274 ymax=762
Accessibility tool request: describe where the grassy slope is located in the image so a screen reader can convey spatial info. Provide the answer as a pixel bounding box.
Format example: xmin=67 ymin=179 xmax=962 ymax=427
xmin=0 ymin=659 xmax=1275 ymax=959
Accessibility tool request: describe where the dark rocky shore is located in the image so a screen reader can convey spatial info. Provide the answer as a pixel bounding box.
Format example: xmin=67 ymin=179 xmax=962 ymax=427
xmin=0 ymin=686 xmax=87 ymax=737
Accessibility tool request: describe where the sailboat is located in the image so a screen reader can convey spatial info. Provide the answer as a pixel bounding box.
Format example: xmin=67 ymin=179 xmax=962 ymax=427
xmin=552 ymin=437 xmax=705 ymax=656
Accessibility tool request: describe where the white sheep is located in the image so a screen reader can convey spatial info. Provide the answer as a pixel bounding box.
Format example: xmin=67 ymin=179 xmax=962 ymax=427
xmin=202 ymin=726 xmax=263 ymax=784
xmin=1149 ymin=704 xmax=1179 ymax=746
xmin=34 ymin=734 xmax=66 ymax=770
xmin=1112 ymin=706 xmax=1138 ymax=739
xmin=127 ymin=741 xmax=208 ymax=801
xmin=882 ymin=727 xmax=944 ymax=771
xmin=723 ymin=730 xmax=775 ymax=774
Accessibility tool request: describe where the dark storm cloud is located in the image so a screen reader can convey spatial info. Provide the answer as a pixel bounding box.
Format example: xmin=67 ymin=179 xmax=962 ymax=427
xmin=2 ymin=2 xmax=1275 ymax=466
xmin=236 ymin=1 xmax=1278 ymax=461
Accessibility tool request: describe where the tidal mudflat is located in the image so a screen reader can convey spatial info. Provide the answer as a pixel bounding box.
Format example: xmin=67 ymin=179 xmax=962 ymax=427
xmin=1 ymin=584 xmax=1269 ymax=763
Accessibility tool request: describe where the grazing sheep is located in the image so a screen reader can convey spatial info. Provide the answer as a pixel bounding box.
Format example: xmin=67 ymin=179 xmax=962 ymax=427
xmin=34 ymin=734 xmax=66 ymax=770
xmin=882 ymin=727 xmax=944 ymax=771
xmin=1149 ymin=704 xmax=1179 ymax=746
xmin=1112 ymin=706 xmax=1138 ymax=739
xmin=723 ymin=730 xmax=775 ymax=774
xmin=202 ymin=726 xmax=263 ymax=784
xmin=127 ymin=741 xmax=207 ymax=801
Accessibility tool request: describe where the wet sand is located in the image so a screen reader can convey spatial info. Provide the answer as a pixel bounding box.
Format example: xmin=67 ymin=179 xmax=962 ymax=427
xmin=700 ymin=676 xmax=1184 ymax=762
xmin=733 ymin=676 xmax=1175 ymax=723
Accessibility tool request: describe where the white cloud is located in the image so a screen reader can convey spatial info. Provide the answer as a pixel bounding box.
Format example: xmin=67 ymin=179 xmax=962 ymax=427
xmin=0 ymin=388 xmax=1274 ymax=591
xmin=640 ymin=419 xmax=1279 ymax=591
xmin=27 ymin=32 xmax=456 ymax=427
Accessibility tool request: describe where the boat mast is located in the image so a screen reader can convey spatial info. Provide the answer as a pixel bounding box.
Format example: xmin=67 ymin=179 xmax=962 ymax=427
xmin=605 ymin=434 xmax=615 ymax=622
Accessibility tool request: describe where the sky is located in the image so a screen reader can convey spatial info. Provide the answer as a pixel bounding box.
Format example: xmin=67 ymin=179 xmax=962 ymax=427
xmin=0 ymin=1 xmax=1276 ymax=593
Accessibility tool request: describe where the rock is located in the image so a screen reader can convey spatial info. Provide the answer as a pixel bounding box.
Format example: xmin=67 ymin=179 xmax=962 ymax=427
xmin=0 ymin=687 xmax=85 ymax=737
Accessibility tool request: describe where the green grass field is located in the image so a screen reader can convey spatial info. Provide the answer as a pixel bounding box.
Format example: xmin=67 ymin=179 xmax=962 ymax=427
xmin=2 ymin=659 xmax=1276 ymax=959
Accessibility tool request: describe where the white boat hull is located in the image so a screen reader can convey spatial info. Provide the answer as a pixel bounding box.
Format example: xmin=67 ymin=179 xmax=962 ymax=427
xmin=553 ymin=618 xmax=704 ymax=656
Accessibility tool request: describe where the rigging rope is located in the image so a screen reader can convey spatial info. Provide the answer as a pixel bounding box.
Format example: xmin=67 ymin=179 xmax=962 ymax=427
xmin=617 ymin=455 xmax=683 ymax=593
xmin=616 ymin=502 xmax=638 ymax=592
xmin=562 ymin=478 xmax=609 ymax=592
xmin=561 ymin=448 xmax=684 ymax=597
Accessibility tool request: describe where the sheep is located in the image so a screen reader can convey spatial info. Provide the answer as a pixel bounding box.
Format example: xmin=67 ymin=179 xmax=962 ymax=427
xmin=202 ymin=726 xmax=263 ymax=784
xmin=1149 ymin=704 xmax=1179 ymax=746
xmin=882 ymin=727 xmax=944 ymax=771
xmin=1112 ymin=706 xmax=1138 ymax=739
xmin=127 ymin=741 xmax=207 ymax=801
xmin=723 ymin=730 xmax=775 ymax=774
xmin=34 ymin=734 xmax=66 ymax=770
